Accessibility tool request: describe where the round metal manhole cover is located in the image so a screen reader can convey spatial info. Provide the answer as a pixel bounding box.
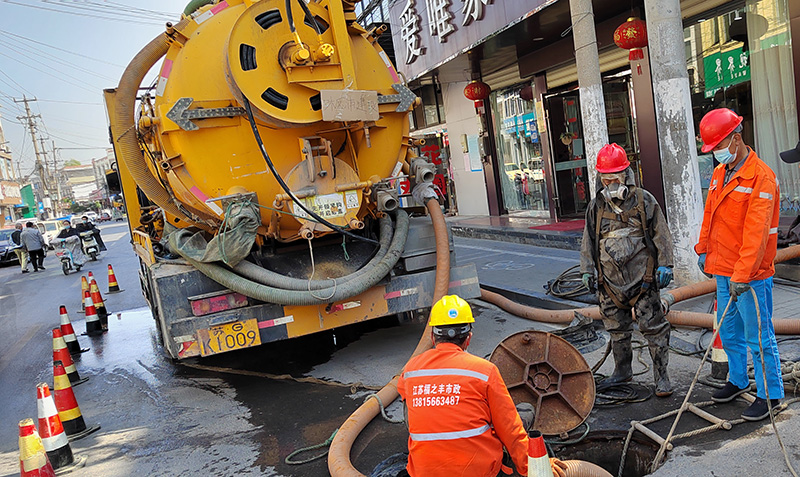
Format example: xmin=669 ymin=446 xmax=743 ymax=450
xmin=489 ymin=331 xmax=595 ymax=436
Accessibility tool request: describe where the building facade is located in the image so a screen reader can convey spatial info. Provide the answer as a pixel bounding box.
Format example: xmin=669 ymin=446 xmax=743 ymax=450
xmin=389 ymin=0 xmax=800 ymax=221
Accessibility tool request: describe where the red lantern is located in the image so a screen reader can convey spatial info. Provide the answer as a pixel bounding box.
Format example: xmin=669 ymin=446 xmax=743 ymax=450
xmin=464 ymin=81 xmax=490 ymax=103
xmin=519 ymin=85 xmax=534 ymax=102
xmin=613 ymin=17 xmax=648 ymax=61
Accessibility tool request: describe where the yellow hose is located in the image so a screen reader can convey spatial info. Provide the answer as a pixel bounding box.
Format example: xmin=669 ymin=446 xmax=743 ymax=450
xmin=562 ymin=460 xmax=614 ymax=477
xmin=327 ymin=198 xmax=449 ymax=476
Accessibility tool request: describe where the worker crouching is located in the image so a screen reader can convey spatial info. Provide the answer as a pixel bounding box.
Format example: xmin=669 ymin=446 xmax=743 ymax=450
xmin=580 ymin=143 xmax=675 ymax=397
xmin=397 ymin=295 xmax=567 ymax=477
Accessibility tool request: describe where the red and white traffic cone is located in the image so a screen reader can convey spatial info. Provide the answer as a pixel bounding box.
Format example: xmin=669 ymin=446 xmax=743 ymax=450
xmin=37 ymin=383 xmax=86 ymax=471
xmin=528 ymin=431 xmax=551 ymax=477
xmin=53 ymin=361 xmax=101 ymax=440
xmin=53 ymin=329 xmax=88 ymax=386
xmin=80 ymin=276 xmax=90 ymax=313
xmin=87 ymin=271 xmax=95 ymax=284
xmin=711 ymin=297 xmax=729 ymax=381
xmin=59 ymin=306 xmax=88 ymax=355
xmin=18 ymin=418 xmax=56 ymax=477
xmin=107 ymin=264 xmax=122 ymax=293
xmin=89 ymin=279 xmax=108 ymax=331
xmin=83 ymin=290 xmax=103 ymax=336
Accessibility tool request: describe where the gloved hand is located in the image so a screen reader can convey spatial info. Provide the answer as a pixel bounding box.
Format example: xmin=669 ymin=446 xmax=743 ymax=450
xmin=581 ymin=273 xmax=593 ymax=290
xmin=697 ymin=253 xmax=712 ymax=278
xmin=655 ymin=266 xmax=673 ymax=289
xmin=729 ymin=281 xmax=751 ymax=301
xmin=550 ymin=457 xmax=568 ymax=477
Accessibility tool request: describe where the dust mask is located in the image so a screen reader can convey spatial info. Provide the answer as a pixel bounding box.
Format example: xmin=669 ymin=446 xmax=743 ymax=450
xmin=713 ymin=141 xmax=738 ymax=165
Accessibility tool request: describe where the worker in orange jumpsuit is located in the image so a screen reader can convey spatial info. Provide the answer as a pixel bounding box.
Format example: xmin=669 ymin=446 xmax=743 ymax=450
xmin=696 ymin=108 xmax=783 ymax=421
xmin=397 ymin=295 xmax=567 ymax=477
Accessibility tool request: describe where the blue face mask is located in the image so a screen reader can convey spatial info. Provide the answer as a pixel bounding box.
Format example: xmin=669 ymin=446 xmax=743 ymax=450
xmin=712 ymin=140 xmax=738 ymax=165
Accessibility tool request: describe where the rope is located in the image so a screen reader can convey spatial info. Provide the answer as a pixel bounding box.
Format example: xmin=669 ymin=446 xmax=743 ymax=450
xmin=306 ymin=237 xmax=337 ymax=301
xmin=365 ymin=393 xmax=404 ymax=424
xmin=546 ymin=265 xmax=592 ymax=299
xmin=285 ymin=429 xmax=338 ymax=465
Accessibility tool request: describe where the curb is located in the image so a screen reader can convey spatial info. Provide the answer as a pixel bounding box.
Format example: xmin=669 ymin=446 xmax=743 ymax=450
xmin=449 ymin=225 xmax=582 ymax=251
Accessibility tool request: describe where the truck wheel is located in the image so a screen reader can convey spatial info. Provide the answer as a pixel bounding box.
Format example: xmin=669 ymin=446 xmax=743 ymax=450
xmin=62 ymin=262 xmax=69 ymax=275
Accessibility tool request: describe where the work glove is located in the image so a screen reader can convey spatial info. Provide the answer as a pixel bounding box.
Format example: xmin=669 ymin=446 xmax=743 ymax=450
xmin=581 ymin=273 xmax=593 ymax=290
xmin=655 ymin=266 xmax=673 ymax=289
xmin=550 ymin=457 xmax=568 ymax=477
xmin=729 ymin=281 xmax=751 ymax=301
xmin=697 ymin=253 xmax=712 ymax=278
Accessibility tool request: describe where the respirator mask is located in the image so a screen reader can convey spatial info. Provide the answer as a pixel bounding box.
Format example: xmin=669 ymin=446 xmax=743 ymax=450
xmin=601 ymin=173 xmax=629 ymax=202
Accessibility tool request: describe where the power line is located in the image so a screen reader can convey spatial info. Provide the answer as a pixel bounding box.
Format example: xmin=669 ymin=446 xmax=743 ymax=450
xmin=0 ymin=50 xmax=102 ymax=94
xmin=35 ymin=99 xmax=103 ymax=105
xmin=0 ymin=37 xmax=118 ymax=83
xmin=0 ymin=29 xmax=125 ymax=68
xmin=2 ymin=0 xmax=172 ymax=25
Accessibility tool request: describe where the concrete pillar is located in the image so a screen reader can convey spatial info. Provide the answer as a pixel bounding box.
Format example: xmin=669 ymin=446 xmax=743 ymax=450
xmin=644 ymin=0 xmax=705 ymax=285
xmin=568 ymin=0 xmax=607 ymax=199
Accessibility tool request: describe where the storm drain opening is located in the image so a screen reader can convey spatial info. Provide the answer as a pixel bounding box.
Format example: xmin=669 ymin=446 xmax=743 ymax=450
xmin=550 ymin=430 xmax=660 ymax=477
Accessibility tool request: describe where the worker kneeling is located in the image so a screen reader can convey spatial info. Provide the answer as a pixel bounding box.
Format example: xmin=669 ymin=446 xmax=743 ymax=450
xmin=398 ymin=295 xmax=567 ymax=477
xmin=580 ymin=144 xmax=675 ymax=397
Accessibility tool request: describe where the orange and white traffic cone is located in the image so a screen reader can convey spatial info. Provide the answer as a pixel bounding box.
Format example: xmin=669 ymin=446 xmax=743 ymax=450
xmin=59 ymin=306 xmax=88 ymax=355
xmin=711 ymin=297 xmax=729 ymax=381
xmin=18 ymin=418 xmax=56 ymax=477
xmin=83 ymin=290 xmax=103 ymax=336
xmin=87 ymin=271 xmax=95 ymax=283
xmin=53 ymin=362 xmax=101 ymax=441
xmin=89 ymin=279 xmax=108 ymax=331
xmin=107 ymin=264 xmax=121 ymax=293
xmin=79 ymin=276 xmax=90 ymax=313
xmin=527 ymin=431 xmax=551 ymax=477
xmin=53 ymin=329 xmax=88 ymax=386
xmin=36 ymin=383 xmax=86 ymax=471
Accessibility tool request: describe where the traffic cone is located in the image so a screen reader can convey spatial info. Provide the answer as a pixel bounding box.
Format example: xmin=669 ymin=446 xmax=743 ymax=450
xmin=528 ymin=431 xmax=551 ymax=477
xmin=59 ymin=306 xmax=88 ymax=355
xmin=53 ymin=329 xmax=88 ymax=386
xmin=18 ymin=418 xmax=56 ymax=477
xmin=107 ymin=264 xmax=121 ymax=293
xmin=89 ymin=280 xmax=108 ymax=331
xmin=36 ymin=383 xmax=84 ymax=471
xmin=79 ymin=276 xmax=89 ymax=313
xmin=83 ymin=290 xmax=103 ymax=336
xmin=87 ymin=271 xmax=95 ymax=283
xmin=53 ymin=361 xmax=100 ymax=440
xmin=711 ymin=297 xmax=729 ymax=380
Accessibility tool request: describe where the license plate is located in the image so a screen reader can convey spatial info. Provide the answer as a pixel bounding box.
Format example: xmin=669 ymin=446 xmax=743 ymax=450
xmin=196 ymin=319 xmax=261 ymax=356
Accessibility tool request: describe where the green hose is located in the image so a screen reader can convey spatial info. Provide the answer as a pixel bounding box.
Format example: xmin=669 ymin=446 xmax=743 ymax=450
xmin=170 ymin=211 xmax=410 ymax=306
xmin=183 ymin=0 xmax=214 ymax=16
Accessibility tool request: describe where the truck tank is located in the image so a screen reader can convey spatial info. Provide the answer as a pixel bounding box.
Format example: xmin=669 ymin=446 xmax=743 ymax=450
xmin=106 ymin=0 xmax=480 ymax=359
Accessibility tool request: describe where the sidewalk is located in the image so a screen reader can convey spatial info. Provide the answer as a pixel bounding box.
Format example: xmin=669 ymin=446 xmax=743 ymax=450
xmin=448 ymin=215 xmax=583 ymax=251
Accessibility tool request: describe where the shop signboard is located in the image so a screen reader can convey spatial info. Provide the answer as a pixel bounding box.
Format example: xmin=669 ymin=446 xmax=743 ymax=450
xmin=0 ymin=181 xmax=22 ymax=206
xmin=391 ymin=0 xmax=552 ymax=80
xmin=703 ymin=47 xmax=750 ymax=99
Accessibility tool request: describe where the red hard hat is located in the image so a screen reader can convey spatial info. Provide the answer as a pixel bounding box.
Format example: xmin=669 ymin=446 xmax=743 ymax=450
xmin=596 ymin=143 xmax=630 ymax=173
xmin=699 ymin=108 xmax=743 ymax=153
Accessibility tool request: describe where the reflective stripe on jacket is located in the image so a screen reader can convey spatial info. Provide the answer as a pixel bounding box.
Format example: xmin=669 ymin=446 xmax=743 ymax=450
xmin=397 ymin=343 xmax=529 ymax=477
xmin=695 ymin=149 xmax=779 ymax=282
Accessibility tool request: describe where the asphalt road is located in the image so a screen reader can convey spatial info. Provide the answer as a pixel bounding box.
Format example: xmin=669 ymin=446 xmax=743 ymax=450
xmin=0 ymin=225 xmax=798 ymax=476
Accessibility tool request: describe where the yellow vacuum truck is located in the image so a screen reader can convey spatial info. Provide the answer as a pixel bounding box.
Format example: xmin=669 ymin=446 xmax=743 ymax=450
xmin=104 ymin=0 xmax=479 ymax=360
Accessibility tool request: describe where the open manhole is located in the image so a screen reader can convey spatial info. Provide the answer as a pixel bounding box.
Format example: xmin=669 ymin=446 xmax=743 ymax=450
xmin=550 ymin=431 xmax=660 ymax=477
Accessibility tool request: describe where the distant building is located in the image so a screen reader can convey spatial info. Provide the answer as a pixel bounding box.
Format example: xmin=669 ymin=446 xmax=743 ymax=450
xmin=62 ymin=164 xmax=97 ymax=203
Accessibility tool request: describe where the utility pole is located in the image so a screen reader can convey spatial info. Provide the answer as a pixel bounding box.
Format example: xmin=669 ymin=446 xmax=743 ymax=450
xmin=644 ymin=0 xmax=705 ymax=285
xmin=15 ymin=96 xmax=53 ymax=218
xmin=568 ymin=0 xmax=608 ymax=198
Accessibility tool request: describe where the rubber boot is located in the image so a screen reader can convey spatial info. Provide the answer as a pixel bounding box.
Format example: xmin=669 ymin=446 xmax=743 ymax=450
xmin=605 ymin=340 xmax=633 ymax=384
xmin=651 ymin=344 xmax=673 ymax=397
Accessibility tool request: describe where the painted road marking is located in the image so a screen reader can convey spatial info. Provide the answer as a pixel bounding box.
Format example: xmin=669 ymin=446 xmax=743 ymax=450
xmin=103 ymin=232 xmax=128 ymax=242
xmin=0 ymin=324 xmax=43 ymax=375
xmin=456 ymin=244 xmax=576 ymax=263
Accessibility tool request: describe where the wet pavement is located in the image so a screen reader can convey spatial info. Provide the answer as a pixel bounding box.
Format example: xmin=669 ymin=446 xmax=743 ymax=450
xmin=0 ymin=224 xmax=798 ymax=476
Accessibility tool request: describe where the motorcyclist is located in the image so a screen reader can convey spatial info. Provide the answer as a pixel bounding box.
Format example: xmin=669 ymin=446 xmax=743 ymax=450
xmin=56 ymin=220 xmax=87 ymax=267
xmin=56 ymin=220 xmax=80 ymax=239
xmin=75 ymin=215 xmax=107 ymax=251
xmin=580 ymin=143 xmax=675 ymax=397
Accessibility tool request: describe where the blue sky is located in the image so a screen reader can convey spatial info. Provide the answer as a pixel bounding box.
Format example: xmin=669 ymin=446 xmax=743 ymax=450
xmin=0 ymin=1 xmax=189 ymax=176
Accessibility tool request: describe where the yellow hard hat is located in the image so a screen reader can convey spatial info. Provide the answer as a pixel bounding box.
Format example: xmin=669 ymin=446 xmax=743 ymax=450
xmin=429 ymin=295 xmax=474 ymax=328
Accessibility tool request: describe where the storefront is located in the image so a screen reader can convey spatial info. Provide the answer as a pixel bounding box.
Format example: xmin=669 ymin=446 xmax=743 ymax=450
xmin=389 ymin=0 xmax=799 ymax=219
xmin=0 ymin=181 xmax=22 ymax=226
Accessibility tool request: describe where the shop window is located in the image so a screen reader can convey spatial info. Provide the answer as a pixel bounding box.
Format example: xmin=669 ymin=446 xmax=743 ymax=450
xmin=684 ymin=0 xmax=798 ymax=212
xmin=489 ymin=84 xmax=549 ymax=215
xmin=411 ymin=84 xmax=446 ymax=130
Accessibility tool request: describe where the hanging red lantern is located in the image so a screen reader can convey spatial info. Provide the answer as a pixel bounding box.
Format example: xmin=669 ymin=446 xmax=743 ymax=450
xmin=464 ymin=81 xmax=491 ymax=103
xmin=613 ymin=17 xmax=648 ymax=61
xmin=519 ymin=85 xmax=534 ymax=102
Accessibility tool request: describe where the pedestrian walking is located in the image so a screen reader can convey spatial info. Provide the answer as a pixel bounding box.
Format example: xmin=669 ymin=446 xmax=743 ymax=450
xmin=696 ymin=108 xmax=783 ymax=421
xmin=580 ymin=143 xmax=675 ymax=397
xmin=10 ymin=223 xmax=29 ymax=273
xmin=397 ymin=295 xmax=568 ymax=477
xmin=20 ymin=221 xmax=46 ymax=272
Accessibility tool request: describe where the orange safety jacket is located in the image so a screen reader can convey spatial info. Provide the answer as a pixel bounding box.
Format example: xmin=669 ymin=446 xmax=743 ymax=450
xmin=695 ymin=148 xmax=780 ymax=282
xmin=397 ymin=343 xmax=529 ymax=477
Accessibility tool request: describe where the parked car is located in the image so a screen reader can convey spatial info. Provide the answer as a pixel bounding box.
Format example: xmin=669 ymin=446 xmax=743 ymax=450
xmin=98 ymin=212 xmax=112 ymax=222
xmin=41 ymin=219 xmax=68 ymax=250
xmin=0 ymin=228 xmax=19 ymax=265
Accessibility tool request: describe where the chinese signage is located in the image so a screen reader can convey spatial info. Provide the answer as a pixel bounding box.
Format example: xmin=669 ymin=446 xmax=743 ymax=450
xmin=390 ymin=0 xmax=551 ymax=80
xmin=703 ymin=47 xmax=750 ymax=99
xmin=0 ymin=181 xmax=21 ymax=206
